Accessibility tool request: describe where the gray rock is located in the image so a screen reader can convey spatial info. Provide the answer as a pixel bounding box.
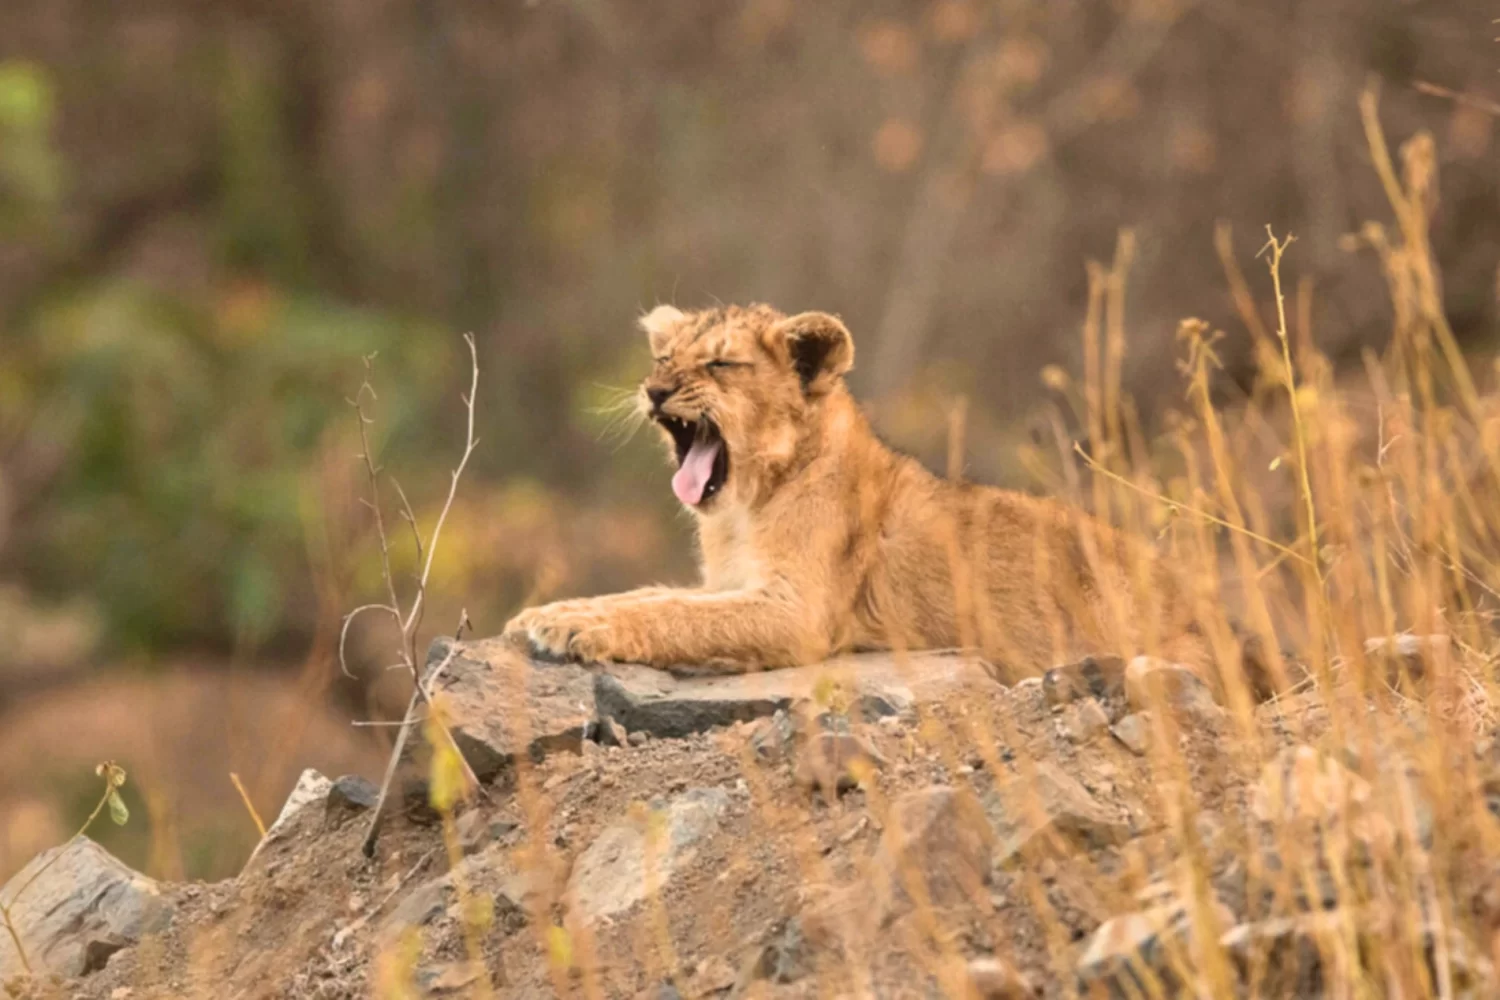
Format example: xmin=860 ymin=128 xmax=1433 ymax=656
xmin=266 ymin=768 xmax=333 ymax=836
xmin=741 ymin=918 xmax=811 ymax=987
xmin=381 ymin=846 xmax=538 ymax=942
xmin=748 ymin=709 xmax=796 ymax=761
xmin=600 ymin=716 xmax=629 ymax=747
xmin=326 ymin=774 xmax=379 ymax=818
xmin=424 ymin=636 xmax=596 ymax=782
xmin=1110 ymin=713 xmax=1153 ymax=756
xmin=1059 ymin=698 xmax=1111 ymax=743
xmin=243 ymin=768 xmax=333 ymax=868
xmin=0 ymin=838 xmax=171 ymax=978
xmin=873 ymin=786 xmax=995 ymax=920
xmin=984 ymin=762 xmax=1131 ymax=867
xmin=596 ymin=650 xmax=996 ymax=740
xmin=568 ymin=787 xmax=730 ymax=924
xmin=1124 ymin=657 xmax=1224 ymax=727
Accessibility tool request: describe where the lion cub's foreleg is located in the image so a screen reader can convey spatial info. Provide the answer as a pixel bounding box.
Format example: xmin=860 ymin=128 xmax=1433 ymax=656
xmin=505 ymin=587 xmax=825 ymax=670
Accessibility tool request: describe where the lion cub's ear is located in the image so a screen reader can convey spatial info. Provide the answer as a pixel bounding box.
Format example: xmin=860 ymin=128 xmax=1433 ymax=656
xmin=638 ymin=305 xmax=686 ymax=356
xmin=765 ymin=311 xmax=854 ymax=394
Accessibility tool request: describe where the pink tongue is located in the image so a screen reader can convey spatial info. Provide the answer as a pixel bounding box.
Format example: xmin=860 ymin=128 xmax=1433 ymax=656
xmin=672 ymin=438 xmax=722 ymax=506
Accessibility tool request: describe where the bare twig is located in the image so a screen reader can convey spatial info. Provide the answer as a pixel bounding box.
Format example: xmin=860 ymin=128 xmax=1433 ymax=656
xmin=230 ymin=772 xmax=267 ymax=839
xmin=361 ymin=612 xmax=469 ymax=858
xmin=339 ymin=334 xmax=485 ymax=858
xmin=1413 ymin=80 xmax=1500 ymax=118
xmin=402 ymin=333 xmax=481 ymax=649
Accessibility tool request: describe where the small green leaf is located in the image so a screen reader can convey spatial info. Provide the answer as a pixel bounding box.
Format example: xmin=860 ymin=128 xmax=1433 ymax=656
xmin=107 ymin=789 xmax=130 ymax=826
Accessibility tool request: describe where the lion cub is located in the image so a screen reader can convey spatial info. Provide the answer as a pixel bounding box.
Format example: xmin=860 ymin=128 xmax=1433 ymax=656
xmin=505 ymin=304 xmax=1218 ymax=681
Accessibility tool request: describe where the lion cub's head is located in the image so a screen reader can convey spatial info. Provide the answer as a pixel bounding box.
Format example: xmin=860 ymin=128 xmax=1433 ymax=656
xmin=635 ymin=303 xmax=854 ymax=512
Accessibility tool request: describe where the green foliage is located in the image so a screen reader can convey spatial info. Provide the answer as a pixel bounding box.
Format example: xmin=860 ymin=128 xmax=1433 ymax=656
xmin=8 ymin=279 xmax=453 ymax=652
xmin=0 ymin=59 xmax=63 ymax=234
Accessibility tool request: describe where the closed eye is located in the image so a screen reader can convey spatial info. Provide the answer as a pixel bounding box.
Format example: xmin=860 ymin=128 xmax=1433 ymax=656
xmin=706 ymin=359 xmax=750 ymax=371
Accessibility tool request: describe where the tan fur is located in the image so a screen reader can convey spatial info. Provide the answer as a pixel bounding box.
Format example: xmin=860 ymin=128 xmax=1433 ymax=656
xmin=504 ymin=304 xmax=1216 ymax=680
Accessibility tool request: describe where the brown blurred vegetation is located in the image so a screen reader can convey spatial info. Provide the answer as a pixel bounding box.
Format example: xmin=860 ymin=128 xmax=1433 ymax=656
xmin=0 ymin=0 xmax=1496 ymax=879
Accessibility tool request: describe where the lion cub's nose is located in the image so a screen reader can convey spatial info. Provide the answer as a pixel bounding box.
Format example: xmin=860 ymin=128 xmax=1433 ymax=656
xmin=646 ymin=386 xmax=675 ymax=412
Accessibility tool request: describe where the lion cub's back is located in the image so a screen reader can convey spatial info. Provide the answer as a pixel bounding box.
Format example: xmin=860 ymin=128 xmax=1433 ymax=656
xmin=876 ymin=478 xmax=1198 ymax=676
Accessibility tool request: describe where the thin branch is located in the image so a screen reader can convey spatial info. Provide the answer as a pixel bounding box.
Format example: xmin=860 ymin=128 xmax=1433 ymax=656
xmin=1413 ymin=80 xmax=1500 ymax=118
xmin=390 ymin=477 xmax=426 ymax=586
xmin=338 ymin=603 xmax=400 ymax=680
xmin=402 ymin=333 xmax=480 ymax=644
xmin=350 ymin=358 xmax=408 ymax=665
xmin=339 ymin=336 xmax=485 ymax=861
xmin=361 ymin=613 xmax=468 ymax=858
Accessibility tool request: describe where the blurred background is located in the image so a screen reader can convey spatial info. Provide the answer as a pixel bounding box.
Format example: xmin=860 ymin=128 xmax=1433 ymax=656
xmin=0 ymin=0 xmax=1495 ymax=882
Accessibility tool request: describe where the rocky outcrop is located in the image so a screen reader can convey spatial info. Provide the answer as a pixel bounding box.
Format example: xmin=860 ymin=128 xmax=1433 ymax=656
xmin=6 ymin=638 xmax=1497 ymax=999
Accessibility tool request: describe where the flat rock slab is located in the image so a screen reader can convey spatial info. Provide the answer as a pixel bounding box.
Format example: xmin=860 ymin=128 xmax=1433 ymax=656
xmin=426 ymin=636 xmax=596 ymax=781
xmin=596 ymin=650 xmax=997 ymax=739
xmin=0 ymin=837 xmax=171 ymax=978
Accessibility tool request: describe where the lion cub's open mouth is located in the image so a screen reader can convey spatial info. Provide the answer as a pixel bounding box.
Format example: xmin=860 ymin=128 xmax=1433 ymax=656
xmin=658 ymin=414 xmax=729 ymax=507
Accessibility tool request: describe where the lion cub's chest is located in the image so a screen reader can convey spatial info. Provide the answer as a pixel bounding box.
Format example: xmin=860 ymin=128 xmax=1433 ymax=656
xmin=698 ymin=507 xmax=765 ymax=591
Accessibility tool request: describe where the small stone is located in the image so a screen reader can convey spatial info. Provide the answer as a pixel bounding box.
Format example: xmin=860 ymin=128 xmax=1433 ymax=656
xmin=964 ymin=956 xmax=1035 ymax=999
xmin=872 ymin=786 xmax=995 ymax=920
xmin=984 ymin=762 xmax=1131 ymax=866
xmin=628 ymin=730 xmax=649 ymax=747
xmin=745 ymin=918 xmax=811 ymax=985
xmin=749 ymin=710 xmax=796 ymax=761
xmin=1124 ymin=657 xmax=1224 ymax=727
xmin=1110 ymin=713 xmax=1153 ymax=756
xmin=601 ymin=717 xmax=629 ymax=747
xmin=1060 ymin=698 xmax=1110 ymax=743
xmin=693 ymin=955 xmax=737 ymax=993
xmin=426 ymin=961 xmax=484 ymax=993
xmin=794 ymin=727 xmax=884 ymax=800
xmin=455 ymin=810 xmax=491 ymax=854
xmin=568 ymin=788 xmax=729 ymax=924
xmin=325 ymin=774 xmax=379 ymax=822
xmin=1042 ymin=655 xmax=1126 ymax=708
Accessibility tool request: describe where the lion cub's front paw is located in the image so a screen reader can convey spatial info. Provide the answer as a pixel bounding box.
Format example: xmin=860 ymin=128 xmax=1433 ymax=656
xmin=504 ymin=603 xmax=639 ymax=664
